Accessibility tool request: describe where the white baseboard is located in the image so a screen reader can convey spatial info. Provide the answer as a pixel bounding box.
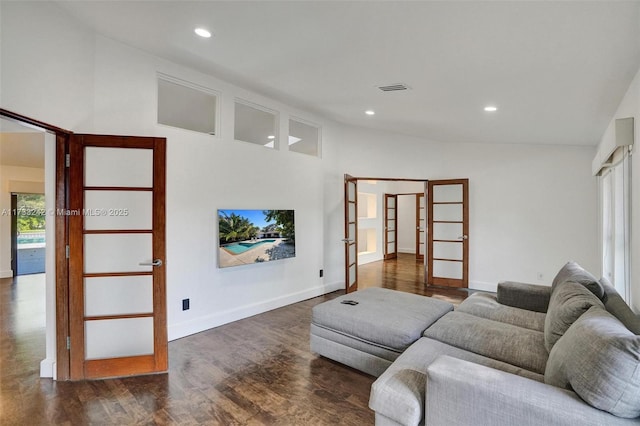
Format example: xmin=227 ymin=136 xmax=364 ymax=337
xmin=168 ymin=282 xmax=343 ymax=341
xmin=0 ymin=270 xmax=13 ymax=279
xmin=469 ymin=280 xmax=497 ymax=293
xmin=398 ymin=248 xmax=416 ymax=254
xmin=40 ymin=358 xmax=55 ymax=378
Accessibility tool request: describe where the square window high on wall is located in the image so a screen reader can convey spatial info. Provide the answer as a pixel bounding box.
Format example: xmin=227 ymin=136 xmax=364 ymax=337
xmin=289 ymin=118 xmax=321 ymax=157
xmin=234 ymin=100 xmax=278 ymax=149
xmin=157 ymin=74 xmax=219 ymax=135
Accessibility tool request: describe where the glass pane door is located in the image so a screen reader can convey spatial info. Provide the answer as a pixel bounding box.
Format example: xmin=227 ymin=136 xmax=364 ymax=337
xmin=427 ymin=179 xmax=469 ymax=287
xmin=69 ymin=135 xmax=167 ymax=380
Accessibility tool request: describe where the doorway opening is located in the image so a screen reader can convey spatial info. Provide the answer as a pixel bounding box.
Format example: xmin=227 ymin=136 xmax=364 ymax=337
xmin=344 ymin=177 xmax=428 ymax=294
xmin=0 ymin=115 xmax=55 ymax=378
xmin=12 ymin=193 xmax=47 ymax=276
xmin=344 ymin=175 xmax=469 ymax=295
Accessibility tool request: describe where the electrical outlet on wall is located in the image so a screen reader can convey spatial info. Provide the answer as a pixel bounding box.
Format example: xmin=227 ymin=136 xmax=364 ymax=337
xmin=182 ymin=298 xmax=190 ymax=311
xmin=319 ymin=269 xmax=323 ymax=278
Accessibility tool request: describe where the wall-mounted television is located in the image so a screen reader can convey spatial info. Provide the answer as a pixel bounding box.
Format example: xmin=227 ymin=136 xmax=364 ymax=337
xmin=217 ymin=209 xmax=296 ymax=268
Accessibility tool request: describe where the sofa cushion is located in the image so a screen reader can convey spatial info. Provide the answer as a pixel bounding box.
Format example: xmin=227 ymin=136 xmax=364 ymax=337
xmin=551 ymin=261 xmax=604 ymax=300
xmin=369 ymin=337 xmax=543 ymax=426
xmin=457 ymin=292 xmax=546 ymax=332
xmin=544 ymin=280 xmax=604 ymax=352
xmin=601 ymin=277 xmax=640 ymax=335
xmin=545 ymin=306 xmax=640 ymax=418
xmin=424 ymin=311 xmax=548 ymax=374
xmin=496 ymin=281 xmax=551 ymax=313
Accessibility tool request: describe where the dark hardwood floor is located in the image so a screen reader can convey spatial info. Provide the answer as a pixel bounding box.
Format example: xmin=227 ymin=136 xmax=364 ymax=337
xmin=1 ymin=255 xmax=466 ymax=425
xmin=359 ymin=253 xmax=470 ymax=305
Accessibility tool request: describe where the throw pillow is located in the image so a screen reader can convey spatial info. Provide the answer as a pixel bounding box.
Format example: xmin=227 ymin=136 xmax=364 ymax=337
xmin=545 ymin=306 xmax=640 ymax=418
xmin=551 ymin=261 xmax=604 ymax=300
xmin=600 ymin=277 xmax=640 ymax=335
xmin=544 ymin=280 xmax=604 ymax=352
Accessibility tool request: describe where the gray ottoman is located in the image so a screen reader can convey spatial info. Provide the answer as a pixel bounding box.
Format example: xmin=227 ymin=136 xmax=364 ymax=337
xmin=310 ymin=288 xmax=454 ymax=377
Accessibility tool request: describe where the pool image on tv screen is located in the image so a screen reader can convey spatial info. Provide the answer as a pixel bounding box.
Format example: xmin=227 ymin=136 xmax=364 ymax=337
xmin=217 ymin=209 xmax=295 ymax=268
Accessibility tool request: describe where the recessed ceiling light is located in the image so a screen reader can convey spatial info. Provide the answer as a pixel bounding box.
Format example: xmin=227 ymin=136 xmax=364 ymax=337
xmin=365 ymin=110 xmax=375 ymax=116
xmin=268 ymin=135 xmax=275 ymax=139
xmin=484 ymin=106 xmax=498 ymax=112
xmin=194 ymin=28 xmax=212 ymax=38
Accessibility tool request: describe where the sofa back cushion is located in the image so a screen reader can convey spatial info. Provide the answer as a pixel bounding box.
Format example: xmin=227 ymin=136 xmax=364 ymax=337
xmin=545 ymin=306 xmax=640 ymax=418
xmin=544 ymin=280 xmax=604 ymax=352
xmin=600 ymin=277 xmax=640 ymax=335
xmin=551 ymin=261 xmax=604 ymax=300
xmin=424 ymin=311 xmax=548 ymax=374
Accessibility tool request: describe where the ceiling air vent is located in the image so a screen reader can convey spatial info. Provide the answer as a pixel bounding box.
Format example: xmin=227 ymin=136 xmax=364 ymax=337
xmin=377 ymin=83 xmax=410 ymax=92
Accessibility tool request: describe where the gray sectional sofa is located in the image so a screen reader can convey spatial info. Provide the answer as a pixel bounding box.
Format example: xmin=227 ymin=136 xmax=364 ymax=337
xmin=368 ymin=262 xmax=640 ymax=425
xmin=310 ymin=262 xmax=640 ymax=425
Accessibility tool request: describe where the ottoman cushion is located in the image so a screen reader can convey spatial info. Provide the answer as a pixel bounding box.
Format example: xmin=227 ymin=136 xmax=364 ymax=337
xmin=312 ymin=288 xmax=453 ymax=352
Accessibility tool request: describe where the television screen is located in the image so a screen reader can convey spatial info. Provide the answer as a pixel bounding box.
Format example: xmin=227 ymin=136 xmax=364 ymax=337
xmin=217 ymin=209 xmax=296 ymax=268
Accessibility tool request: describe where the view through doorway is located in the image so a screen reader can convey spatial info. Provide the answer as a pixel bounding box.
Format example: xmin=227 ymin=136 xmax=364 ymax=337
xmin=12 ymin=193 xmax=47 ymax=276
xmin=0 ymin=116 xmax=50 ymax=379
xmin=344 ymin=175 xmax=470 ymax=293
xmin=351 ymin=179 xmax=427 ymax=293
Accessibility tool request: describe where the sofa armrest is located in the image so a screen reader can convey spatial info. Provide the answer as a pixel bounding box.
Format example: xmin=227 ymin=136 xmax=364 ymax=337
xmin=425 ymin=356 xmax=637 ymax=426
xmin=497 ymin=281 xmax=551 ymax=313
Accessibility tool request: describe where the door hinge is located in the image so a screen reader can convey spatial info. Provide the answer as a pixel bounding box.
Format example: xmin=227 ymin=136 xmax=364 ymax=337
xmin=66 ymin=336 xmax=71 ymax=350
xmin=65 ymin=245 xmax=70 ymax=259
xmin=65 ymin=154 xmax=70 ymax=167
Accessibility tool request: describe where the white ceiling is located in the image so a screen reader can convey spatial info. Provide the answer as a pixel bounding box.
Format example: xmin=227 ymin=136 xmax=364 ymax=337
xmin=55 ymin=1 xmax=640 ymax=146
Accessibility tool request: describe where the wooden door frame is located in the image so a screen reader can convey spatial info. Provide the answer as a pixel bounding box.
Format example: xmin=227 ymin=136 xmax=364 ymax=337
xmin=10 ymin=194 xmax=17 ymax=276
xmin=0 ymin=108 xmax=72 ymax=380
xmin=382 ymin=192 xmax=424 ymax=261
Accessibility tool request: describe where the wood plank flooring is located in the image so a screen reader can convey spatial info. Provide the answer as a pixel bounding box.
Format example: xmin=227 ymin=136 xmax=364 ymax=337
xmin=1 ymin=255 xmax=466 ymax=425
xmin=359 ymin=253 xmax=470 ymax=305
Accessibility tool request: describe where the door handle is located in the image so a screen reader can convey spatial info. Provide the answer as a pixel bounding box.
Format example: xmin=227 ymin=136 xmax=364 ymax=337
xmin=139 ymin=259 xmax=163 ymax=267
xmin=458 ymin=235 xmax=468 ymax=240
xmin=342 ymin=238 xmax=354 ymax=243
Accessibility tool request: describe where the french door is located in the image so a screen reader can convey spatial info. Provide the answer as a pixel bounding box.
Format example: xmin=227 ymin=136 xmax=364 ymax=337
xmin=69 ymin=134 xmax=167 ymax=379
xmin=383 ymin=194 xmax=397 ymax=260
xmin=416 ymin=193 xmax=425 ymax=261
xmin=427 ymin=179 xmax=469 ymax=288
xmin=344 ymin=174 xmax=358 ymax=293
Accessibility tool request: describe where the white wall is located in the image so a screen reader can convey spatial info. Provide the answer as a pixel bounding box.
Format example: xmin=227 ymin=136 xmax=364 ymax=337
xmin=0 ymin=1 xmax=95 ymax=131
xmin=397 ymin=194 xmax=417 ymax=254
xmin=2 ymin=1 xmax=602 ymax=373
xmin=390 ymin=181 xmax=425 ymax=255
xmin=596 ymin=66 xmax=640 ymax=311
xmin=328 ymin=125 xmax=599 ymax=291
xmin=0 ymin=165 xmax=45 ymax=277
xmin=1 ymin=2 xmax=339 ymax=344
xmin=90 ymin=36 xmax=337 ymax=340
xmin=356 ymin=180 xmax=387 ymax=265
